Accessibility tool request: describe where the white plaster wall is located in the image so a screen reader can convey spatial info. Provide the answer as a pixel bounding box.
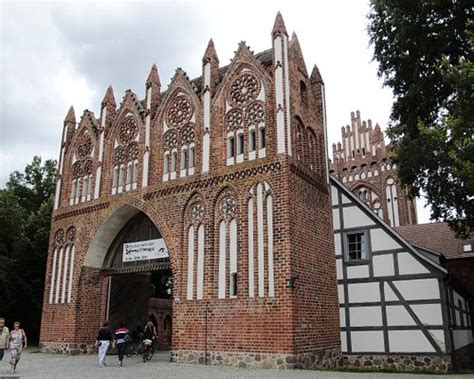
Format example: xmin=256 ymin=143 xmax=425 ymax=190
xmin=412 ymin=304 xmax=443 ymax=325
xmin=350 ymin=306 xmax=382 ymax=326
xmin=266 ymin=194 xmax=274 ymax=297
xmin=336 ymin=259 xmax=343 ymax=280
xmin=331 ymin=185 xmax=339 ymax=206
xmin=218 ymin=221 xmax=226 ymax=299
xmin=342 ymin=206 xmax=375 ymax=229
xmin=334 ymin=233 xmax=341 ymax=255
xmin=332 ymin=208 xmax=340 ymax=230
xmin=392 ymin=279 xmax=440 ymax=301
xmin=338 ymin=285 xmax=345 ymax=304
xmin=348 ymin=282 xmax=380 ymax=303
xmin=373 ymin=254 xmax=394 ymax=277
xmin=347 ymin=265 xmax=369 ymax=279
xmin=351 ymin=331 xmax=384 ymax=352
xmin=386 ymin=305 xmax=416 ymax=326
xmin=49 ymin=248 xmax=58 ymax=304
xmin=339 ymin=307 xmax=346 ymax=327
xmin=341 ymin=194 xmax=351 ymax=204
xmin=187 ymin=226 xmax=194 ymax=300
xmin=370 ymin=228 xmax=401 ymax=251
xmin=67 ymin=245 xmax=75 ymax=303
xmin=340 ymin=332 xmax=347 ymax=352
xmin=196 ymin=224 xmax=204 ymax=300
xmin=247 ymin=198 xmax=254 ymax=297
xmin=397 ymin=252 xmax=429 ymax=275
xmin=389 ymin=330 xmax=435 ymax=353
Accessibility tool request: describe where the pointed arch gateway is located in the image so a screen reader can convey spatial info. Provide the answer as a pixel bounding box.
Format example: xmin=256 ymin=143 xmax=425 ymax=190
xmin=83 ymin=202 xmax=176 ymax=352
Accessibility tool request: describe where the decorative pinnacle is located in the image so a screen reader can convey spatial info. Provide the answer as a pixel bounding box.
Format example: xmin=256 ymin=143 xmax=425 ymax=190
xmin=272 ymin=11 xmax=288 ymax=37
xmin=203 ymin=38 xmax=219 ymax=64
xmin=101 ymin=85 xmax=116 ymax=108
xmin=146 ymin=64 xmax=160 ymax=86
xmin=310 ymin=64 xmax=323 ymax=84
xmin=64 ymin=105 xmax=76 ymax=124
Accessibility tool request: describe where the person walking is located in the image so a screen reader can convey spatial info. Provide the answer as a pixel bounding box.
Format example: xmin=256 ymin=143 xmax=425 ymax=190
xmin=95 ymin=321 xmax=113 ymax=368
xmin=113 ymin=322 xmax=129 ymax=367
xmin=0 ymin=318 xmax=9 ymax=363
xmin=9 ymin=321 xmax=27 ymax=375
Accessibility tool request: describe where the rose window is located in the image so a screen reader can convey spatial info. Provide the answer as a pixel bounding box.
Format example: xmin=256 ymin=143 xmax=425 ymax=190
xmin=166 ymin=96 xmax=193 ymax=128
xmin=229 ymin=72 xmax=260 ymax=107
xmin=226 ymin=108 xmax=244 ymax=131
xmin=119 ymin=117 xmax=139 ymax=145
xmin=77 ymin=133 xmax=93 ymax=159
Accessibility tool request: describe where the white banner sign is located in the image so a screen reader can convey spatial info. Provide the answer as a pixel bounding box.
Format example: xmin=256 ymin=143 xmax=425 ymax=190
xmin=122 ymin=239 xmax=169 ymax=263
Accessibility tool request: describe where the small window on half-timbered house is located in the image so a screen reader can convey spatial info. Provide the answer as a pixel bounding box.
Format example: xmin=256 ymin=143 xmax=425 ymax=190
xmin=345 ymin=231 xmax=368 ymax=261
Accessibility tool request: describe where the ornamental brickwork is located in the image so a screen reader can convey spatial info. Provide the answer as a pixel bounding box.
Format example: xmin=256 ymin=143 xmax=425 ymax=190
xmin=330 ymin=110 xmax=417 ymax=227
xmin=40 ymin=13 xmax=339 ymax=369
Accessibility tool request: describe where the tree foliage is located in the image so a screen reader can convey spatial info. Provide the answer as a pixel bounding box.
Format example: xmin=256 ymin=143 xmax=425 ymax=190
xmin=368 ymin=0 xmax=473 ymax=237
xmin=0 ymin=157 xmax=56 ymax=343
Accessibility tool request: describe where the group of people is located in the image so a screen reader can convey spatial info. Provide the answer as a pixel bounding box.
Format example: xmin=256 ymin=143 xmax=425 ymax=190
xmin=0 ymin=317 xmax=157 ymax=373
xmin=95 ymin=320 xmax=157 ymax=368
xmin=0 ymin=318 xmax=27 ymax=375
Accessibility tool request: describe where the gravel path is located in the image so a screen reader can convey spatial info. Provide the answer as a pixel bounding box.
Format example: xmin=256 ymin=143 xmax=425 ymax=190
xmin=1 ymin=349 xmax=473 ymax=379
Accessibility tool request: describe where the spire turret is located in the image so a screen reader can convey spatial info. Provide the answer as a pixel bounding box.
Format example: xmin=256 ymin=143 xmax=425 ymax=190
xmin=64 ymin=105 xmax=76 ymax=125
xmin=101 ymin=85 xmax=116 ymax=108
xmin=146 ymin=63 xmax=161 ymax=86
xmin=272 ymin=11 xmax=288 ymax=37
xmin=310 ymin=64 xmax=323 ymax=85
xmin=202 ymin=38 xmax=219 ymax=64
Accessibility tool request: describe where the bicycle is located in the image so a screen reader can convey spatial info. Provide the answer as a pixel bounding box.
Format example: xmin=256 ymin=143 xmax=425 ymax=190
xmin=141 ymin=339 xmax=154 ymax=362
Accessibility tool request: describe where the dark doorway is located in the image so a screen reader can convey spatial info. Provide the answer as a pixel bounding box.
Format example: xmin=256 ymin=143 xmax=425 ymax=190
xmin=103 ymin=212 xmax=173 ymax=350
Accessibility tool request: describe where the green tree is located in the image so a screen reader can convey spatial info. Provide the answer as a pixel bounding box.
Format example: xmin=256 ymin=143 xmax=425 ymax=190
xmin=368 ymin=0 xmax=473 ymax=237
xmin=0 ymin=156 xmax=56 ymax=343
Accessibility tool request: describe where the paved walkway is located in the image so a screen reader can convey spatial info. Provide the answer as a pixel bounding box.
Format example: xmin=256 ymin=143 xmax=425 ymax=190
xmin=1 ymin=349 xmax=474 ymax=379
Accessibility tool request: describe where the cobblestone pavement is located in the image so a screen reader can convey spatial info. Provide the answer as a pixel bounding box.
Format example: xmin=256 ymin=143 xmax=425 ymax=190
xmin=1 ymin=349 xmax=473 ymax=379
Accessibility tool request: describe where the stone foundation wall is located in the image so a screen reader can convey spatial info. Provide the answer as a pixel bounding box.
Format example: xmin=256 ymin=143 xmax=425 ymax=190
xmin=171 ymin=350 xmax=296 ymax=369
xmin=39 ymin=342 xmax=95 ymax=355
xmin=340 ymin=354 xmax=452 ymax=373
xmin=171 ymin=349 xmax=341 ymax=370
xmin=296 ymin=349 xmax=340 ymax=369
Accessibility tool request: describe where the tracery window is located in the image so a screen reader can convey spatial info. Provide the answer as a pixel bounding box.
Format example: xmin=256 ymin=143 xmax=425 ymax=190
xmin=111 ymin=114 xmax=140 ymax=194
xmin=216 ymin=190 xmax=238 ymax=299
xmin=185 ymin=198 xmax=205 ymax=300
xmin=163 ymin=94 xmax=196 ymax=181
xmin=49 ymin=226 xmax=76 ymax=304
xmin=70 ymin=130 xmax=95 ymax=205
xmin=386 ymin=178 xmax=399 ymax=227
xmin=225 ymin=71 xmax=266 ymax=165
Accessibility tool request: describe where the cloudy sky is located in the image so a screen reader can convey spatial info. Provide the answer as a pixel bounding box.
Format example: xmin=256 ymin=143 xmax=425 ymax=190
xmin=0 ymin=0 xmax=431 ymax=221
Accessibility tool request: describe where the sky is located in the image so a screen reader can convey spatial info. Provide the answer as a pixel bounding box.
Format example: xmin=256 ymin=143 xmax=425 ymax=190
xmin=0 ymin=0 xmax=431 ymax=222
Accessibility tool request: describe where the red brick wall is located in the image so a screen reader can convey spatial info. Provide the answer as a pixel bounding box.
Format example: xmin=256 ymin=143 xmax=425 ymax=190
xmin=41 ymin=28 xmax=339 ymax=361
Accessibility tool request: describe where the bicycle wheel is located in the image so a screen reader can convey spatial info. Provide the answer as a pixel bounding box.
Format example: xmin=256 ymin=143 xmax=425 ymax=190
xmin=145 ymin=346 xmax=154 ymax=361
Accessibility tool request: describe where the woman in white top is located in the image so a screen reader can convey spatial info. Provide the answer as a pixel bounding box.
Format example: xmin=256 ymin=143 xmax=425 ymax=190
xmin=9 ymin=321 xmax=27 ymax=375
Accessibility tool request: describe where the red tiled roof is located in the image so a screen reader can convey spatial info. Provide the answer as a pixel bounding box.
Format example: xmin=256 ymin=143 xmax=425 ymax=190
xmin=395 ymin=222 xmax=473 ymax=259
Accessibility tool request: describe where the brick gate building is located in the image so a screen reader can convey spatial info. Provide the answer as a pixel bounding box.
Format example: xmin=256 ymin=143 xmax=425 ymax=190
xmin=40 ymin=13 xmax=341 ymax=369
